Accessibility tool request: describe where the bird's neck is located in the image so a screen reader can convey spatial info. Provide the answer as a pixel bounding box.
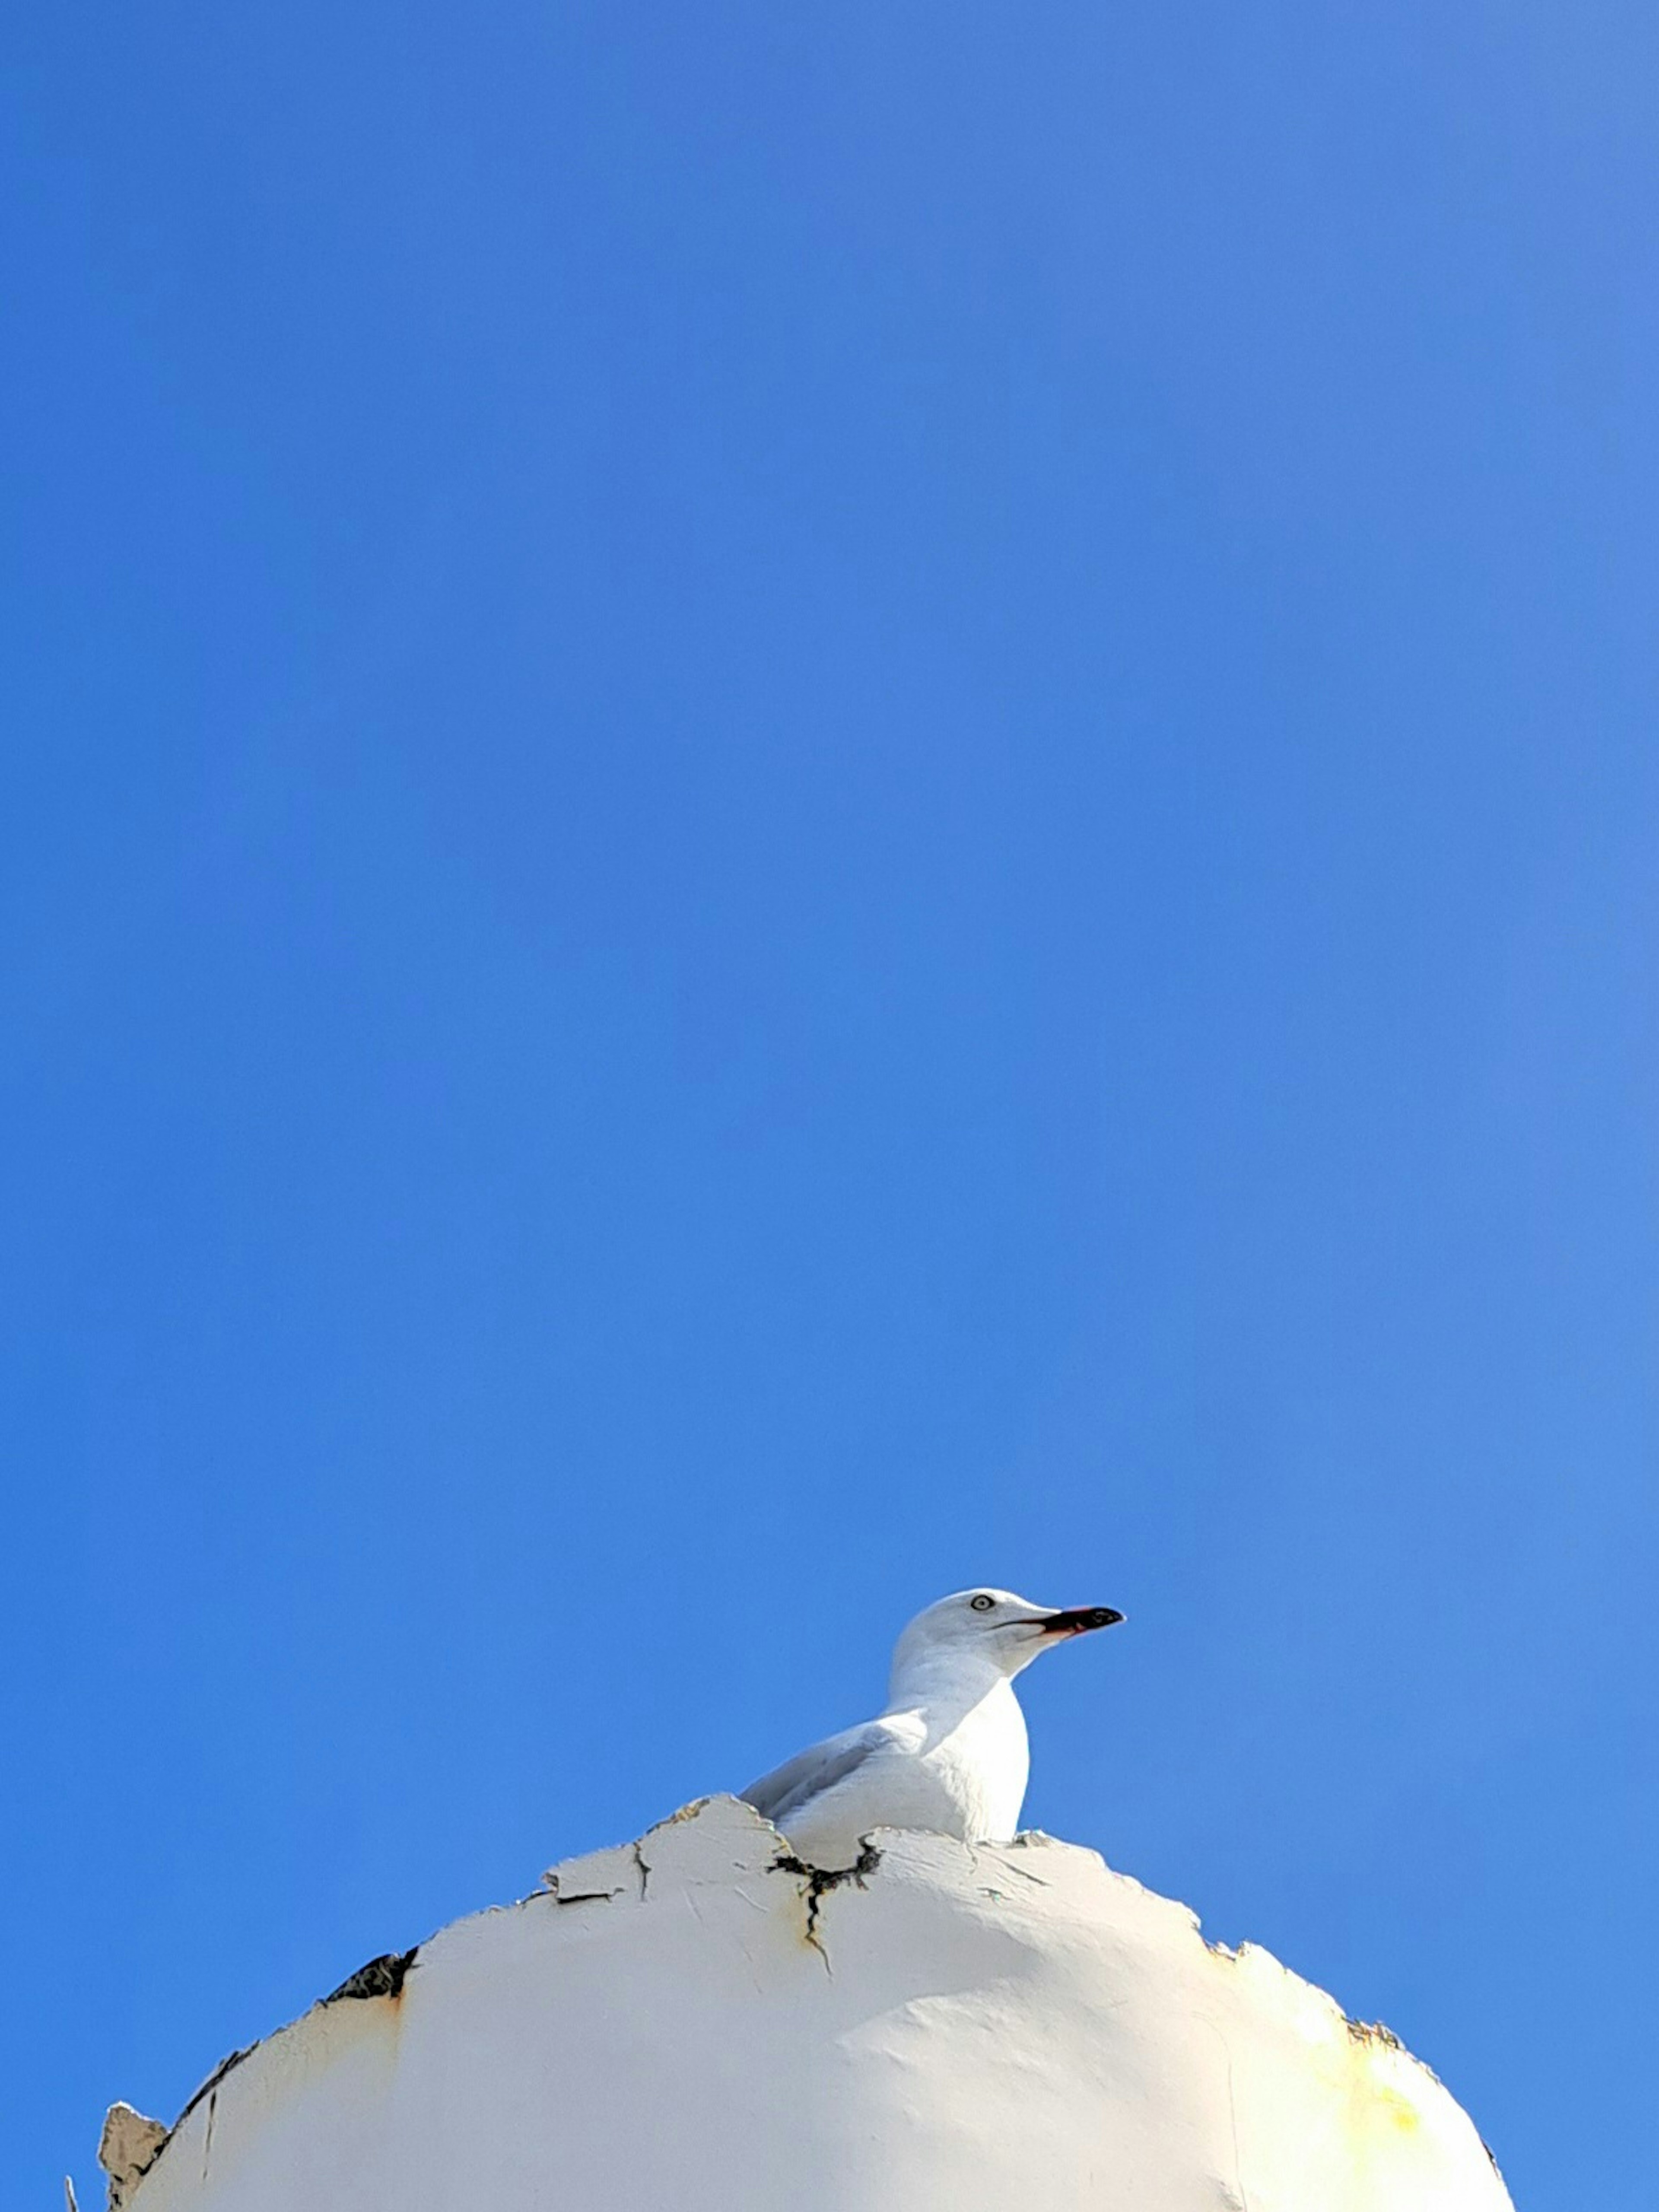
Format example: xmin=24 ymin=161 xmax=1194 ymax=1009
xmin=884 ymin=1650 xmax=1014 ymax=1730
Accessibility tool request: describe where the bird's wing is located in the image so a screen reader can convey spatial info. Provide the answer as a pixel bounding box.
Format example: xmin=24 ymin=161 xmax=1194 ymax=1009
xmin=740 ymin=1717 xmax=909 ymax=1831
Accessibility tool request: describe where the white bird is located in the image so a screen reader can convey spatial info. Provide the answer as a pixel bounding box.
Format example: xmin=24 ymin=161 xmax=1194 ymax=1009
xmin=740 ymin=1587 xmax=1124 ymax=1870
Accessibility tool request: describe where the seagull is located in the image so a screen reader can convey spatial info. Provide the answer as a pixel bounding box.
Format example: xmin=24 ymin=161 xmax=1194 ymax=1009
xmin=740 ymin=1587 xmax=1125 ymax=1870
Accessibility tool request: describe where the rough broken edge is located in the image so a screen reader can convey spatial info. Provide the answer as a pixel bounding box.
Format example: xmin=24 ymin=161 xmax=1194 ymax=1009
xmin=102 ymin=1795 xmax=1503 ymax=2199
xmin=100 ymin=1945 xmax=423 ymax=2201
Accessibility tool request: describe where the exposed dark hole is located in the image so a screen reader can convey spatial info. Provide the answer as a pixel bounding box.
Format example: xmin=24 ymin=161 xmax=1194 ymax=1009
xmin=325 ymin=1948 xmax=420 ymax=2004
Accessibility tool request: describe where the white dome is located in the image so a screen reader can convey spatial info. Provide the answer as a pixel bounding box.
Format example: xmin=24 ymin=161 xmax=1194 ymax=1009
xmin=107 ymin=1796 xmax=1511 ymax=2212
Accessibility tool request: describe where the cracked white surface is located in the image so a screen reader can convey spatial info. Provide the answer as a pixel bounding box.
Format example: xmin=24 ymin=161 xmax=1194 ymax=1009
xmin=112 ymin=1796 xmax=1512 ymax=2212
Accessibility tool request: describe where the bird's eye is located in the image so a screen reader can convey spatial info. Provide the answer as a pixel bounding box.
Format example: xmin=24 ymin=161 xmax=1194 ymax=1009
xmin=969 ymin=1593 xmax=995 ymax=1612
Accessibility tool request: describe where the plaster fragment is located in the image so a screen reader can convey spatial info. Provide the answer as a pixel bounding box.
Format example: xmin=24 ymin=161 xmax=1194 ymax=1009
xmin=544 ymin=1840 xmax=646 ymax=1904
xmin=98 ymin=2103 xmax=168 ymax=2209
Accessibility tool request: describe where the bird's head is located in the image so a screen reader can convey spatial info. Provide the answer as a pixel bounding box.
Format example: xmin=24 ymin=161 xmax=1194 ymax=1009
xmin=890 ymin=1586 xmax=1125 ymax=1691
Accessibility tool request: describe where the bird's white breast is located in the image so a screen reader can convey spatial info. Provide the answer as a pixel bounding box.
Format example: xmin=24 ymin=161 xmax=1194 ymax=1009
xmin=778 ymin=1681 xmax=1030 ymax=1870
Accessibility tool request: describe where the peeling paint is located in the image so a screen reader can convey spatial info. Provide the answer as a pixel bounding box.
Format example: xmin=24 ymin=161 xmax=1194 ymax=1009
xmin=106 ymin=1799 xmax=1512 ymax=2212
xmin=542 ymin=1839 xmax=645 ymax=1905
xmin=324 ymin=1948 xmax=419 ymax=2004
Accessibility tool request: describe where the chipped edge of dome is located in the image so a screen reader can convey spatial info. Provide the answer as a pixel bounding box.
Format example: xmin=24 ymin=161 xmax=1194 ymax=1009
xmin=109 ymin=1796 xmax=1500 ymax=2203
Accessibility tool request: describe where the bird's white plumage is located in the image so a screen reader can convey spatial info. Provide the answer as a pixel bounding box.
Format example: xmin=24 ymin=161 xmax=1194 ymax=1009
xmin=741 ymin=1586 xmax=1121 ymax=1870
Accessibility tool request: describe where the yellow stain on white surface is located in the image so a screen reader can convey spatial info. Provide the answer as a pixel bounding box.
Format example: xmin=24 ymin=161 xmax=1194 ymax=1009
xmin=108 ymin=1799 xmax=1511 ymax=2212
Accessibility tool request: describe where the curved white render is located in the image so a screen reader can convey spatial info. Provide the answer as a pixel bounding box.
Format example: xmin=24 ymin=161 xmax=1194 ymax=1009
xmin=105 ymin=1796 xmax=1512 ymax=2212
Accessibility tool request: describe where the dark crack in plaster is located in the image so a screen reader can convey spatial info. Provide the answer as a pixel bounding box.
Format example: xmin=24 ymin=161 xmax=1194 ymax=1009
xmin=325 ymin=1948 xmax=420 ymax=2004
xmin=772 ymin=1842 xmax=883 ymax=1966
xmin=116 ymin=1950 xmax=419 ymax=2199
xmin=547 ymin=1847 xmax=648 ymax=1906
xmin=175 ymin=2044 xmax=254 ymax=2135
xmin=1344 ymin=2016 xmax=1403 ymax=2052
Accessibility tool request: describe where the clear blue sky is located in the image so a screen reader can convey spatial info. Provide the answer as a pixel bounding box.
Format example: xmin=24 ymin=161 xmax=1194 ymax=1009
xmin=3 ymin=3 xmax=1653 ymax=2204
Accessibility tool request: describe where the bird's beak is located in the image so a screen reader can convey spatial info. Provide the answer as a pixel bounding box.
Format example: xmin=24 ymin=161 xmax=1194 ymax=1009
xmin=1031 ymin=1605 xmax=1125 ymax=1635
